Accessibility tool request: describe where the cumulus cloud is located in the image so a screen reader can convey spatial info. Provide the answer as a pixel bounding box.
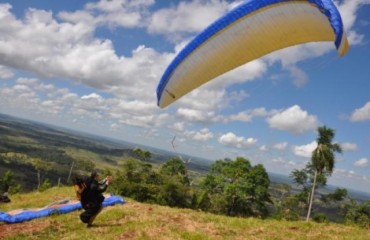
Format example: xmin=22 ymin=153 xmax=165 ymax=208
xmin=176 ymin=108 xmax=217 ymax=123
xmin=340 ymin=142 xmax=358 ymax=152
xmin=287 ymin=65 xmax=308 ymax=87
xmin=273 ymin=142 xmax=288 ymax=151
xmin=148 ymin=0 xmax=228 ymax=38
xmin=267 ymin=105 xmax=319 ymax=134
xmin=169 ymin=122 xmax=186 ymax=132
xmin=337 ymin=0 xmax=370 ymax=37
xmin=184 ymin=128 xmax=214 ymax=141
xmin=60 ymin=0 xmax=154 ymax=28
xmin=218 ymin=132 xmax=257 ymax=149
xmin=350 ymin=102 xmax=370 ymax=122
xmin=354 ymin=158 xmax=368 ymax=167
xmin=227 ymin=107 xmax=269 ymax=123
xmin=0 ymin=76 xmax=168 ymax=129
xmin=0 ymin=3 xmax=169 ymax=105
xmin=293 ymin=141 xmax=317 ymax=158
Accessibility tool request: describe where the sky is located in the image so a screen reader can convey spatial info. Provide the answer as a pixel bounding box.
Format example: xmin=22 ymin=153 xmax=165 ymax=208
xmin=0 ymin=0 xmax=369 ymax=193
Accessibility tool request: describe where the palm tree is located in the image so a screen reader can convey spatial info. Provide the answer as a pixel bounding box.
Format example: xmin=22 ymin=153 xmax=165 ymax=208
xmin=306 ymin=126 xmax=342 ymax=221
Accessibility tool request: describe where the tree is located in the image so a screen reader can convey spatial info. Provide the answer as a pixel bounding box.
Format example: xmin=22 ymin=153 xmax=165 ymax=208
xmin=290 ymin=162 xmax=327 ymax=209
xmin=133 ymin=148 xmax=152 ymax=162
xmin=160 ymin=157 xmax=189 ymax=185
xmin=201 ymin=157 xmax=271 ymax=217
xmin=306 ymin=126 xmax=342 ymax=221
xmin=321 ymin=188 xmax=348 ymax=205
xmin=115 ymin=159 xmax=164 ymax=203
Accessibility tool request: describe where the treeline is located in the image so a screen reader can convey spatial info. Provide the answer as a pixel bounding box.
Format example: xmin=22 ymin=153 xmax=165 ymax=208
xmin=110 ymin=157 xmax=271 ymax=217
xmin=1 ymin=155 xmax=369 ymax=228
xmin=100 ymin=156 xmax=369 ymax=228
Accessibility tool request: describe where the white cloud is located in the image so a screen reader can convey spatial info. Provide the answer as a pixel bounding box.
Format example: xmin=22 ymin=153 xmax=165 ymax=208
xmin=177 ymin=89 xmax=226 ymax=112
xmin=184 ymin=128 xmax=214 ymax=141
xmin=0 ymin=3 xmax=169 ymax=109
xmin=218 ymin=132 xmax=257 ymax=149
xmin=228 ymin=107 xmax=268 ymax=123
xmin=350 ymin=102 xmax=370 ymax=122
xmin=0 ymin=65 xmax=14 ymax=79
xmin=287 ymin=65 xmax=308 ymax=87
xmin=354 ymin=158 xmax=369 ymax=167
xmin=81 ymin=93 xmax=103 ymax=101
xmin=272 ymin=157 xmax=285 ymax=164
xmin=176 ymin=108 xmax=217 ymax=123
xmin=273 ymin=142 xmax=288 ymax=151
xmin=148 ymin=0 xmax=228 ymax=37
xmin=267 ymin=105 xmax=319 ymax=134
xmin=259 ymin=145 xmax=267 ymax=151
xmin=340 ymin=142 xmax=358 ymax=152
xmin=60 ymin=0 xmax=154 ymax=28
xmin=337 ymin=0 xmax=370 ymax=37
xmin=293 ymin=141 xmax=317 ymax=158
xmin=169 ymin=122 xmax=186 ymax=132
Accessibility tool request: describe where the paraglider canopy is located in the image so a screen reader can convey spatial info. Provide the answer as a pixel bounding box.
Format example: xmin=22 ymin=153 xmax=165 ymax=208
xmin=156 ymin=0 xmax=349 ymax=108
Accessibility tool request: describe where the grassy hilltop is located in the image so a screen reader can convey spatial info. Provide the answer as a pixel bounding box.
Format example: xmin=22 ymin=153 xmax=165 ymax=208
xmin=1 ymin=187 xmax=369 ymax=240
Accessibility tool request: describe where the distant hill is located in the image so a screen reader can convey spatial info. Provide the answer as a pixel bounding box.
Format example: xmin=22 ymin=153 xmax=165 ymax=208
xmin=1 ymin=113 xmax=369 ymax=202
xmin=0 ymin=113 xmax=215 ymax=190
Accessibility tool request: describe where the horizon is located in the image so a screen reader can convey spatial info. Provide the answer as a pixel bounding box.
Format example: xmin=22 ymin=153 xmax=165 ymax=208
xmin=1 ymin=112 xmax=370 ymax=197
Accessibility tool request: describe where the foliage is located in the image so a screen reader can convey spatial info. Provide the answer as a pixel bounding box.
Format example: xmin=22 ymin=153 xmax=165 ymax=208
xmin=0 ymin=170 xmax=22 ymax=194
xmin=201 ymin=157 xmax=271 ymax=218
xmin=322 ymin=188 xmax=348 ymax=205
xmin=312 ymin=212 xmax=329 ymax=223
xmin=112 ymin=158 xmax=194 ymax=208
xmin=111 ymin=159 xmax=160 ymax=202
xmin=342 ymin=199 xmax=370 ymax=228
xmin=32 ymin=158 xmax=52 ymax=191
xmin=160 ymin=157 xmax=190 ymax=185
xmin=270 ymin=184 xmax=303 ymax=221
xmin=75 ymin=159 xmax=96 ymax=173
xmin=306 ymin=126 xmax=342 ymax=221
xmin=39 ymin=178 xmax=53 ymax=192
xmin=156 ymin=181 xmax=190 ymax=207
xmin=133 ymin=148 xmax=152 ymax=162
xmin=290 ymin=162 xmax=327 ymax=207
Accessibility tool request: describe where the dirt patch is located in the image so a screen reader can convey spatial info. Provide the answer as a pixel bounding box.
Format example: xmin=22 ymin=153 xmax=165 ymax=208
xmin=0 ymin=220 xmax=50 ymax=238
xmin=118 ymin=229 xmax=138 ymax=239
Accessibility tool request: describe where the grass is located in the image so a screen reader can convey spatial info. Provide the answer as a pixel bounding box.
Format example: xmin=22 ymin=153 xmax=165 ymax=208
xmin=1 ymin=187 xmax=369 ymax=240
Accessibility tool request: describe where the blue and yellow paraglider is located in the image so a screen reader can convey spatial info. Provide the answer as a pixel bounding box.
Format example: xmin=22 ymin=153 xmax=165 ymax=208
xmin=156 ymin=0 xmax=349 ymax=108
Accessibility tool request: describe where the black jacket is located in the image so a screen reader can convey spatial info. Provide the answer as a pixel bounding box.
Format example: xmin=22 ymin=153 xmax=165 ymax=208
xmin=81 ymin=178 xmax=108 ymax=208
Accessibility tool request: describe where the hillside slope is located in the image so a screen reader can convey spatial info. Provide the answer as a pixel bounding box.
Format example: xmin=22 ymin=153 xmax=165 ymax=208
xmin=0 ymin=187 xmax=369 ymax=240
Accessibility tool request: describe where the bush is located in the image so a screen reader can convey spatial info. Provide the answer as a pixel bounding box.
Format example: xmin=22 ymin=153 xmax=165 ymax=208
xmin=312 ymin=212 xmax=328 ymax=223
xmin=343 ymin=200 xmax=370 ymax=228
xmin=39 ymin=178 xmax=52 ymax=192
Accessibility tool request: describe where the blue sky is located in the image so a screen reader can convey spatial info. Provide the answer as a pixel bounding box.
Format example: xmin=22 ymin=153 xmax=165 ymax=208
xmin=0 ymin=0 xmax=369 ymax=192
